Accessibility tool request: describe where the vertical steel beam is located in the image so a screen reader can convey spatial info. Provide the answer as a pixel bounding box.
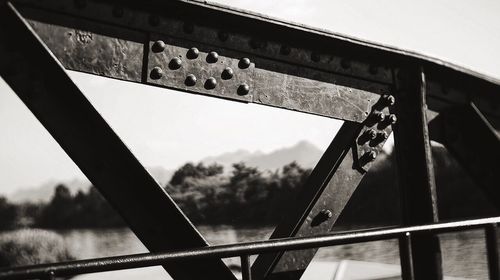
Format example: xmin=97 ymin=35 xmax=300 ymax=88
xmin=399 ymin=232 xmax=415 ymax=280
xmin=0 ymin=3 xmax=235 ymax=280
xmin=486 ymin=224 xmax=500 ymax=280
xmin=241 ymin=255 xmax=252 ymax=280
xmin=393 ymin=66 xmax=443 ymax=280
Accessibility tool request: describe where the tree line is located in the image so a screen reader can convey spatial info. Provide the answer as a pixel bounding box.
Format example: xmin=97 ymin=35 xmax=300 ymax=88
xmin=1 ymin=146 xmax=498 ymax=231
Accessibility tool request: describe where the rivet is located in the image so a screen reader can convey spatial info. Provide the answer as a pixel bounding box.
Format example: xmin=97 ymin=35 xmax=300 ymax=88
xmin=205 ymin=77 xmax=217 ymax=89
xmin=280 ymin=45 xmax=291 ymax=55
xmin=206 ymin=51 xmax=219 ymax=63
xmin=239 ymin=58 xmax=251 ymax=69
xmin=169 ymin=57 xmax=182 ymax=70
xmin=112 ymin=6 xmax=124 ymax=18
xmin=319 ymin=209 xmax=333 ymax=219
xmin=372 ymin=111 xmax=385 ymax=123
xmin=150 ymin=67 xmax=163 ymax=80
xmin=183 ymin=22 xmax=194 ymax=34
xmin=218 ymin=32 xmax=229 ymax=42
xmin=387 ymin=114 xmax=397 ymax=125
xmin=311 ymin=52 xmax=321 ymax=62
xmin=341 ymin=58 xmax=351 ymax=69
xmin=364 ymin=129 xmax=377 ymax=140
xmin=186 ymin=47 xmax=199 ymax=59
xmin=237 ymin=83 xmax=250 ymax=96
xmin=221 ymin=67 xmax=234 ymax=80
xmin=74 ymin=0 xmax=86 ymax=9
xmin=185 ymin=74 xmax=197 ymax=86
xmin=382 ymin=94 xmax=396 ymax=106
xmin=363 ymin=150 xmax=377 ymax=162
xmin=149 ymin=15 xmax=160 ymax=26
xmin=151 ymin=40 xmax=166 ymax=53
xmin=369 ymin=65 xmax=379 ymax=75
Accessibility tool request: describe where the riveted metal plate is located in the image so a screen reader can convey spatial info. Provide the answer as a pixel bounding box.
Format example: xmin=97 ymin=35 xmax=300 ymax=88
xmin=147 ymin=35 xmax=254 ymax=102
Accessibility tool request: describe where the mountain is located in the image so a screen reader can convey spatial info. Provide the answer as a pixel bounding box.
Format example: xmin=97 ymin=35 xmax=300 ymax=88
xmin=6 ymin=141 xmax=322 ymax=203
xmin=202 ymin=140 xmax=322 ymax=172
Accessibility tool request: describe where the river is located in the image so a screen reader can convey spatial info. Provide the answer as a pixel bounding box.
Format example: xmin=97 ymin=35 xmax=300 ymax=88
xmin=52 ymin=226 xmax=492 ymax=280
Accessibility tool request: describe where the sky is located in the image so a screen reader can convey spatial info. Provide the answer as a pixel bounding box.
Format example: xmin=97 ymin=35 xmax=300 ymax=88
xmin=1 ymin=0 xmax=500 ymax=195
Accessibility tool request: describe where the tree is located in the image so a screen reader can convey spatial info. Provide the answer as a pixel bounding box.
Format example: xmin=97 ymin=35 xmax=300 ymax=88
xmin=0 ymin=197 xmax=17 ymax=230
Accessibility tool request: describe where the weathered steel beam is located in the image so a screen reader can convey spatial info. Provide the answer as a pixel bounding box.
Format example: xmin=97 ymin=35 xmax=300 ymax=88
xmin=15 ymin=3 xmax=389 ymax=123
xmin=251 ymin=94 xmax=395 ymax=280
xmin=428 ymin=103 xmax=500 ymax=210
xmin=0 ymin=3 xmax=236 ymax=280
xmin=393 ymin=66 xmax=442 ymax=280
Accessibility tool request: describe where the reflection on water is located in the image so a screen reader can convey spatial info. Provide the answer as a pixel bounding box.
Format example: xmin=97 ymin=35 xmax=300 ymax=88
xmin=57 ymin=226 xmax=490 ymax=279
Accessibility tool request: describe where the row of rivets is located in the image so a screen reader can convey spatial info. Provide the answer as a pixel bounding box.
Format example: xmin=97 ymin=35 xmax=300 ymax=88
xmin=359 ymin=94 xmax=396 ymax=163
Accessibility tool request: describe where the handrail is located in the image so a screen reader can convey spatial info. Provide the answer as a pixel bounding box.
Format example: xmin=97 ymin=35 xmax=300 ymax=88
xmin=1 ymin=216 xmax=500 ymax=279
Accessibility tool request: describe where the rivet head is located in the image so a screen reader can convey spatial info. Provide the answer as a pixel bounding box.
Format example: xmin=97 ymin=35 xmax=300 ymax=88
xmin=148 ymin=15 xmax=160 ymax=26
xmin=150 ymin=67 xmax=163 ymax=80
xmin=341 ymin=58 xmax=351 ymax=69
xmin=185 ymin=74 xmax=197 ymax=86
xmin=239 ymin=58 xmax=251 ymax=69
xmin=183 ymin=22 xmax=194 ymax=34
xmin=218 ymin=32 xmax=229 ymax=42
xmin=112 ymin=6 xmax=124 ymax=18
xmin=319 ymin=209 xmax=333 ymax=219
xmin=364 ymin=129 xmax=377 ymax=140
xmin=363 ymin=150 xmax=377 ymax=162
xmin=221 ymin=67 xmax=234 ymax=80
xmin=280 ymin=45 xmax=291 ymax=55
xmin=205 ymin=77 xmax=217 ymax=89
xmin=382 ymin=95 xmax=396 ymax=106
xmin=169 ymin=57 xmax=182 ymax=70
xmin=186 ymin=47 xmax=199 ymax=59
xmin=237 ymin=83 xmax=250 ymax=96
xmin=206 ymin=51 xmax=219 ymax=63
xmin=387 ymin=114 xmax=397 ymax=125
xmin=151 ymin=40 xmax=166 ymax=53
xmin=311 ymin=52 xmax=321 ymax=62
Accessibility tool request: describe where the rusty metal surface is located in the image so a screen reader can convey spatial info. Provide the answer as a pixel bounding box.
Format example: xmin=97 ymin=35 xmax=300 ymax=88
xmin=0 ymin=3 xmax=236 ymax=280
xmin=251 ymin=95 xmax=394 ymax=279
xmin=393 ymin=67 xmax=442 ymax=280
xmin=428 ymin=103 xmax=500 ymax=211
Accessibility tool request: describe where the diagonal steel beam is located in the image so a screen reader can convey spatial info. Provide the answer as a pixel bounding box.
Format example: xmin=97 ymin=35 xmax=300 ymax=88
xmin=0 ymin=3 xmax=236 ymax=280
xmin=251 ymin=95 xmax=395 ymax=280
xmin=428 ymin=103 xmax=500 ymax=210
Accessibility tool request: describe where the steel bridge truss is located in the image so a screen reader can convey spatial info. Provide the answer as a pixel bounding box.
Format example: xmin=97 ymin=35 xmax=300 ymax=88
xmin=0 ymin=0 xmax=499 ymax=279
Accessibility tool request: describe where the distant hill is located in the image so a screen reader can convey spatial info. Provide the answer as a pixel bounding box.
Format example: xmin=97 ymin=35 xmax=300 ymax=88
xmin=202 ymin=140 xmax=322 ymax=172
xmin=6 ymin=141 xmax=322 ymax=203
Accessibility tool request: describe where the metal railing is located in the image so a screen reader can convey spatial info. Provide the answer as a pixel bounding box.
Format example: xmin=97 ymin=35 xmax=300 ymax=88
xmin=1 ymin=216 xmax=499 ymax=280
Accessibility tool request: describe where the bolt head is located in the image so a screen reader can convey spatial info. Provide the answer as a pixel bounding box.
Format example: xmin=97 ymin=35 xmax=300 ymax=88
xmin=320 ymin=209 xmax=333 ymax=219
xmin=205 ymin=77 xmax=217 ymax=90
xmin=383 ymin=95 xmax=396 ymax=106
xmin=221 ymin=67 xmax=234 ymax=80
xmin=311 ymin=52 xmax=321 ymax=62
xmin=237 ymin=83 xmax=250 ymax=96
xmin=377 ymin=131 xmax=388 ymax=141
xmin=150 ymin=67 xmax=163 ymax=80
xmin=388 ymin=114 xmax=397 ymax=124
xmin=206 ymin=51 xmax=219 ymax=63
xmin=372 ymin=111 xmax=385 ymax=122
xmin=151 ymin=40 xmax=166 ymax=53
xmin=185 ymin=74 xmax=197 ymax=86
xmin=187 ymin=47 xmax=199 ymax=59
xmin=239 ymin=58 xmax=251 ymax=69
xmin=365 ymin=150 xmax=377 ymax=161
xmin=365 ymin=129 xmax=377 ymax=140
xmin=169 ymin=57 xmax=182 ymax=70
xmin=280 ymin=45 xmax=291 ymax=55
xmin=218 ymin=32 xmax=229 ymax=42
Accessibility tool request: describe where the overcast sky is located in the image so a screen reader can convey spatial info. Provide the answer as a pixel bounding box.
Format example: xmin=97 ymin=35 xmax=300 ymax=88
xmin=1 ymin=0 xmax=499 ymax=195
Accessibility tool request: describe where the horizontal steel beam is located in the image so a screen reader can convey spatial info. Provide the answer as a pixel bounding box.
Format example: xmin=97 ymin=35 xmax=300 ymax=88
xmin=0 ymin=2 xmax=235 ymax=280
xmin=2 ymin=216 xmax=500 ymax=280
